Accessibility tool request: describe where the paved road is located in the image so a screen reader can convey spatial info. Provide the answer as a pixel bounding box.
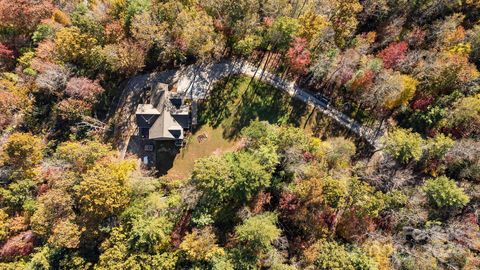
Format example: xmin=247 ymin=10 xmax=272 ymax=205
xmin=175 ymin=59 xmax=384 ymax=149
xmin=114 ymin=59 xmax=384 ymax=156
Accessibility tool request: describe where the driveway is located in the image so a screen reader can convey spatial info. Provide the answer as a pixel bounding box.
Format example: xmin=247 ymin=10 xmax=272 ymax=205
xmin=113 ymin=59 xmax=385 ymax=158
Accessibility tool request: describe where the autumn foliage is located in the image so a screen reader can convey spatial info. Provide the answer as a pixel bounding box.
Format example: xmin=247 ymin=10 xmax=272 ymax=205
xmin=0 ymin=231 xmax=36 ymax=259
xmin=286 ymin=37 xmax=311 ymax=74
xmin=0 ymin=0 xmax=479 ymax=269
xmin=65 ymin=77 xmax=105 ymax=103
xmin=0 ymin=44 xmax=14 ymax=59
xmin=377 ymin=41 xmax=408 ymax=69
xmin=0 ymin=0 xmax=53 ymax=33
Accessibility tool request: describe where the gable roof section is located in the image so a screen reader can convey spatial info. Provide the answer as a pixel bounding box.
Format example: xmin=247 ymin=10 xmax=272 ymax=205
xmin=136 ymin=82 xmax=189 ymax=141
xmin=136 ymin=104 xmax=161 ymax=128
xmin=149 ymin=107 xmax=185 ymax=140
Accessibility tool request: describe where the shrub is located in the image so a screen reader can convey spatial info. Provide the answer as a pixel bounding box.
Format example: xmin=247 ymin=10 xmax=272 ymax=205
xmin=423 ymin=176 xmax=469 ymax=210
xmin=382 ymin=128 xmax=424 ymax=164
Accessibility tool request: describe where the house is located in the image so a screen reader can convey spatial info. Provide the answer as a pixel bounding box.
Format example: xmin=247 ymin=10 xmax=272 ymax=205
xmin=136 ymin=83 xmax=192 ymax=147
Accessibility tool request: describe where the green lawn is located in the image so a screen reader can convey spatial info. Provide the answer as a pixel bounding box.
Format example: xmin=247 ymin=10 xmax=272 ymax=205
xmin=164 ymin=75 xmax=324 ymax=180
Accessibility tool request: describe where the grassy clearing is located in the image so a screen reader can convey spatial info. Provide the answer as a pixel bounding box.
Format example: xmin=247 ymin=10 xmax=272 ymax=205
xmin=164 ymin=125 xmax=237 ymax=180
xmin=164 ymin=75 xmax=326 ymax=180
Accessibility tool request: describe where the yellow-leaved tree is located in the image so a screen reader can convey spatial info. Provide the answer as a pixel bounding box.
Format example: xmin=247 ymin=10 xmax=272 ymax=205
xmin=174 ymin=7 xmax=223 ymax=60
xmin=383 ymin=74 xmax=418 ymax=109
xmin=330 ymin=0 xmax=363 ymax=48
xmin=77 ymin=159 xmax=137 ymax=221
xmin=179 ymin=227 xmax=224 ymax=262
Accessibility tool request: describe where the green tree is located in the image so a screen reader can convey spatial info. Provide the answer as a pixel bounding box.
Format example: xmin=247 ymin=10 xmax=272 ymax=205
xmin=128 ymin=216 xmax=173 ymax=253
xmin=232 ymin=212 xmax=281 ymax=268
xmin=0 ymin=133 xmax=44 ymax=210
xmin=0 ymin=209 xmax=9 ymax=241
xmin=192 ymin=155 xmax=235 ymax=205
xmin=96 ymin=226 xmax=178 ymax=270
xmin=234 ymin=34 xmax=262 ymax=56
xmin=230 ymin=151 xmax=273 ymax=201
xmin=59 ymin=252 xmax=92 ymax=270
xmin=423 ymin=176 xmax=469 ymax=210
xmin=70 ymin=3 xmax=106 ymax=43
xmin=235 ymin=212 xmax=280 ymax=252
xmin=322 ymin=176 xmax=348 ymax=209
xmin=0 ymin=178 xmax=38 ymax=211
xmin=425 ymin=134 xmax=455 ymax=160
xmin=265 ymin=17 xmax=300 ymax=51
xmin=110 ymin=0 xmax=151 ymax=30
xmin=25 ymin=246 xmax=57 ymax=270
xmin=241 ymin=120 xmax=279 ymax=149
xmin=382 ymin=128 xmax=424 ymax=164
xmin=347 ymin=178 xmax=385 ymax=218
xmin=192 ymin=150 xmax=273 ymax=220
xmin=350 ymin=248 xmax=379 ymax=270
xmin=95 ymin=227 xmax=130 ymax=270
xmin=304 ymin=240 xmax=354 ymax=270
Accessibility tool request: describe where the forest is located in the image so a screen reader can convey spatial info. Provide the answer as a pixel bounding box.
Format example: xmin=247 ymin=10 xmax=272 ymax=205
xmin=0 ymin=0 xmax=479 ymax=269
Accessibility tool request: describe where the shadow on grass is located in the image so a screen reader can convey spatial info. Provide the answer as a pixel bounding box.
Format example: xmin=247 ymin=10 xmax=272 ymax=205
xmin=199 ymin=75 xmax=310 ymax=140
xmin=198 ymin=76 xmax=243 ymax=128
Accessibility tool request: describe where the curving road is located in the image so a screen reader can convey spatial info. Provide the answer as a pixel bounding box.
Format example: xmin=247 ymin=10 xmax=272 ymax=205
xmin=114 ymin=59 xmax=384 ymax=157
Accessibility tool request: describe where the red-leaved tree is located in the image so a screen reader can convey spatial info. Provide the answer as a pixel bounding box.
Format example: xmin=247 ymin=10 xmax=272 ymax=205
xmin=0 ymin=43 xmax=14 ymax=59
xmin=286 ymin=37 xmax=312 ymax=74
xmin=0 ymin=43 xmax=15 ymax=69
xmin=0 ymin=231 xmax=36 ymax=259
xmin=349 ymin=69 xmax=375 ymax=92
xmin=377 ymin=41 xmax=408 ymax=69
xmin=411 ymin=95 xmax=434 ymax=111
